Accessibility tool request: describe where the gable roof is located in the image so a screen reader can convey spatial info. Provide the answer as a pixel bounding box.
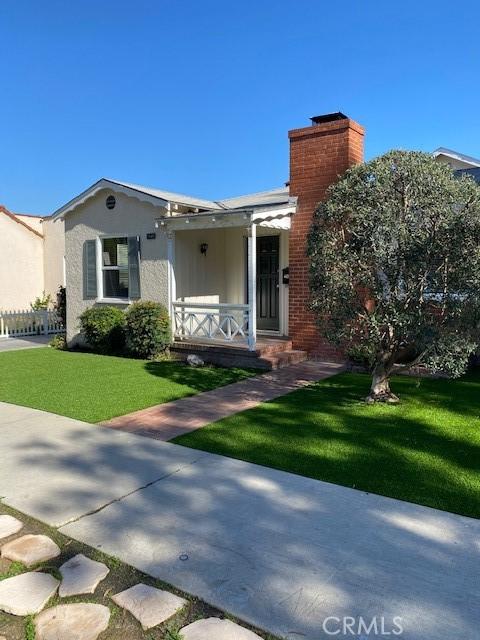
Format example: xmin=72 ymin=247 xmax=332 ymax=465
xmin=106 ymin=179 xmax=223 ymax=210
xmin=433 ymin=147 xmax=480 ymax=168
xmin=52 ymin=178 xmax=223 ymax=219
xmin=52 ymin=178 xmax=292 ymax=220
xmin=0 ymin=205 xmax=44 ymax=238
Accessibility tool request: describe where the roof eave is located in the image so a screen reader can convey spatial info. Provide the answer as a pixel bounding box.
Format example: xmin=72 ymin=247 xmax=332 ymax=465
xmin=51 ymin=178 xmax=170 ymax=220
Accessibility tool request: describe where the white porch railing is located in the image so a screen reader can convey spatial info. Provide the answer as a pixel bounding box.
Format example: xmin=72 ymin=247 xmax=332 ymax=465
xmin=173 ymin=302 xmax=254 ymax=349
xmin=0 ymin=309 xmax=64 ymax=339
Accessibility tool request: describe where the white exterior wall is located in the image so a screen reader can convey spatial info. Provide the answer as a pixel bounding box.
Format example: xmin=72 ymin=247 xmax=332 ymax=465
xmin=175 ymin=227 xmax=248 ymax=304
xmin=174 ymin=225 xmax=289 ymax=334
xmin=175 ymin=228 xmax=230 ymax=302
xmin=64 ymin=190 xmax=168 ymax=343
xmin=15 ymin=215 xmax=43 ymax=234
xmin=0 ymin=215 xmax=45 ymax=310
xmin=42 ymin=217 xmax=65 ymax=300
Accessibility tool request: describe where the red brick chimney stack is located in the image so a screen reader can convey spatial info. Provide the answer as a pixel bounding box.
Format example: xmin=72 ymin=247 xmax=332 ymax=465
xmin=288 ymin=112 xmax=365 ymax=356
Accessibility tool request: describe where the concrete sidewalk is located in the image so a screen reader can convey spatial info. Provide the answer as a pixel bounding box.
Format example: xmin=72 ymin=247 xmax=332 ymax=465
xmin=0 ymin=402 xmax=479 ymax=639
xmin=0 ymin=335 xmax=51 ymax=352
xmin=101 ymin=360 xmax=344 ymax=441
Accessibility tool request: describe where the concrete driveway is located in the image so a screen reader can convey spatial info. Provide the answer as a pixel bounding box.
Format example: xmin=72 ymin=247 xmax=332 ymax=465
xmin=0 ymin=335 xmax=51 ymax=352
xmin=0 ymin=402 xmax=478 ymax=639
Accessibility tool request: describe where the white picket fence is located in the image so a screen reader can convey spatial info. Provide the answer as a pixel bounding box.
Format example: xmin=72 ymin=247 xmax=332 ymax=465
xmin=0 ymin=309 xmax=64 ymax=339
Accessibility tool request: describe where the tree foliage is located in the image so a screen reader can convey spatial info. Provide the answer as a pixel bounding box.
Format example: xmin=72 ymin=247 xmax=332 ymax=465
xmin=307 ymin=151 xmax=480 ymax=401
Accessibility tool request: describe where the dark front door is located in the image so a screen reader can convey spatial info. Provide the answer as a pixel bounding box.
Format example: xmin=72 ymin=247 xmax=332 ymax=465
xmin=256 ymin=235 xmax=279 ymax=330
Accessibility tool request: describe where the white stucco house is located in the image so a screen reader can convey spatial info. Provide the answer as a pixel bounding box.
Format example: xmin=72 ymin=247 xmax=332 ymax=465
xmin=53 ymin=177 xmax=295 ymax=366
xmin=51 ymin=113 xmax=480 ymax=367
xmin=0 ymin=205 xmax=65 ymax=311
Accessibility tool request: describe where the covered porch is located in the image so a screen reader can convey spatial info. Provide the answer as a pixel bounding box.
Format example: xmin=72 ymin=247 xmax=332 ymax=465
xmin=159 ymin=205 xmax=293 ymax=352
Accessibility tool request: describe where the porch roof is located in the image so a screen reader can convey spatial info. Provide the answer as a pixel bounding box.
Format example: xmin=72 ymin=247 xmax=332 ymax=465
xmin=155 ymin=200 xmax=296 ymax=231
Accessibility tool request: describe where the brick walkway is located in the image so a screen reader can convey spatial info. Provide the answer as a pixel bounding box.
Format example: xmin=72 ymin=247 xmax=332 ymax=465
xmin=101 ymin=360 xmax=345 ymax=441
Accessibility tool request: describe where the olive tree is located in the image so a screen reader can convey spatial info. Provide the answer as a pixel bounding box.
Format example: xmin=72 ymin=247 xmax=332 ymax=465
xmin=307 ymin=151 xmax=480 ymax=402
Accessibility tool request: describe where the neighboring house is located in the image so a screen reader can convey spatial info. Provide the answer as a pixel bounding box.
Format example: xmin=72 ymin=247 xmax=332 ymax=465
xmin=0 ymin=206 xmax=65 ymax=310
xmin=51 ymin=112 xmax=480 ymax=365
xmin=433 ymin=148 xmax=480 ymax=171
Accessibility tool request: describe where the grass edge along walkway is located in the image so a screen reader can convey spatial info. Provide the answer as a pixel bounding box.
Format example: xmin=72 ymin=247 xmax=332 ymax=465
xmin=0 ymin=348 xmax=255 ymax=423
xmin=174 ymin=371 xmax=480 ymax=519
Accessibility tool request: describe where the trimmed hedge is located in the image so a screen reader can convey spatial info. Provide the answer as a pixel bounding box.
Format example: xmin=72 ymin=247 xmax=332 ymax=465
xmin=79 ymin=306 xmax=125 ymax=353
xmin=125 ymin=301 xmax=170 ymax=359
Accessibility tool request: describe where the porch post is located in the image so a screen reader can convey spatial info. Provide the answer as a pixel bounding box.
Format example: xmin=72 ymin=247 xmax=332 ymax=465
xmin=247 ymin=223 xmax=257 ymax=350
xmin=167 ymin=231 xmax=177 ymax=339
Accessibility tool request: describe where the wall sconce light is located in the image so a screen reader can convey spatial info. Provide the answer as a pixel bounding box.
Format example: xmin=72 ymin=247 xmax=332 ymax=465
xmin=200 ymin=243 xmax=208 ymax=256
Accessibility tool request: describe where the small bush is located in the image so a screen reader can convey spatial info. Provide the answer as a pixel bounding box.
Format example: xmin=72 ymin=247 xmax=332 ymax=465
xmin=125 ymin=301 xmax=170 ymax=359
xmin=347 ymin=344 xmax=376 ymax=370
xmin=49 ymin=333 xmax=67 ymax=350
xmin=79 ymin=306 xmax=125 ymax=353
xmin=31 ymin=290 xmax=52 ymax=310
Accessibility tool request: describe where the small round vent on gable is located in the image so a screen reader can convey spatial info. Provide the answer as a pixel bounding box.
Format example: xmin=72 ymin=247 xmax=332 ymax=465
xmin=106 ymin=195 xmax=116 ymax=210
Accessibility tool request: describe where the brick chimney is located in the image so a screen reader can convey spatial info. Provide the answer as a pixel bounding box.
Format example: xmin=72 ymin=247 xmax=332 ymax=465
xmin=288 ymin=112 xmax=364 ymax=357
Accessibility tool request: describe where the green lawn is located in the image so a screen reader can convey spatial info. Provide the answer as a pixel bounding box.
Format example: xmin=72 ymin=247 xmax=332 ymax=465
xmin=0 ymin=348 xmax=253 ymax=423
xmin=174 ymin=371 xmax=480 ymax=519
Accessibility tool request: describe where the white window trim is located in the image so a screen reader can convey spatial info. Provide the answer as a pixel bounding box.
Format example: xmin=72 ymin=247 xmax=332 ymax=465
xmin=95 ymin=235 xmax=131 ymax=304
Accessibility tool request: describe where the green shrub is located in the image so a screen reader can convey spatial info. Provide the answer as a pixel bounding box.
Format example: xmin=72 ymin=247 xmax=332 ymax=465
xmin=125 ymin=301 xmax=170 ymax=359
xmin=79 ymin=306 xmax=125 ymax=353
xmin=49 ymin=333 xmax=67 ymax=350
xmin=31 ymin=290 xmax=52 ymax=310
xmin=347 ymin=344 xmax=376 ymax=370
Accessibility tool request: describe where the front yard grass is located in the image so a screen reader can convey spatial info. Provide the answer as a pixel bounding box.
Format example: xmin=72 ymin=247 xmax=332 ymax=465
xmin=0 ymin=348 xmax=253 ymax=423
xmin=174 ymin=371 xmax=480 ymax=519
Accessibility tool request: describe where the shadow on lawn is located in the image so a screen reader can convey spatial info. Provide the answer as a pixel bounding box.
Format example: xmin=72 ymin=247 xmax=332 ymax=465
xmin=174 ymin=372 xmax=480 ymax=519
xmin=4 ymin=409 xmax=480 ymax=640
xmin=144 ymin=360 xmax=254 ymax=392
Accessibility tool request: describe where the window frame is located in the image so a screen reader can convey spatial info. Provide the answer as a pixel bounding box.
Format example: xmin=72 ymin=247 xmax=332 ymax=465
xmin=96 ymin=235 xmax=131 ymax=303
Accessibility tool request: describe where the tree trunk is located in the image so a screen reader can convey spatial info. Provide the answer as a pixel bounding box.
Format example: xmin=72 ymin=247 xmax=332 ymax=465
xmin=366 ymin=361 xmax=400 ymax=404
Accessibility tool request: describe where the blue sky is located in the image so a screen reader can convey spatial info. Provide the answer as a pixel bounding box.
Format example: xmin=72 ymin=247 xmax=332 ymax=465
xmin=1 ymin=1 xmax=479 ymax=214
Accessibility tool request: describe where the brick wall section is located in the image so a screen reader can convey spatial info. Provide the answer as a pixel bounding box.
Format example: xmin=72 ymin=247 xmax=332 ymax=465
xmin=288 ymin=117 xmax=365 ymax=358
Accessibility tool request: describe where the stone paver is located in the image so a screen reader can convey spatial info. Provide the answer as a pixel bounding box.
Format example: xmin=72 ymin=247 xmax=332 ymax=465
xmin=102 ymin=360 xmax=344 ymax=440
xmin=59 ymin=553 xmax=109 ymax=597
xmin=180 ymin=618 xmax=263 ymax=640
xmin=0 ymin=514 xmax=23 ymax=539
xmin=35 ymin=603 xmax=110 ymax=640
xmin=112 ymin=583 xmax=187 ymax=629
xmin=0 ymin=572 xmax=59 ymax=615
xmin=1 ymin=534 xmax=60 ymax=566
